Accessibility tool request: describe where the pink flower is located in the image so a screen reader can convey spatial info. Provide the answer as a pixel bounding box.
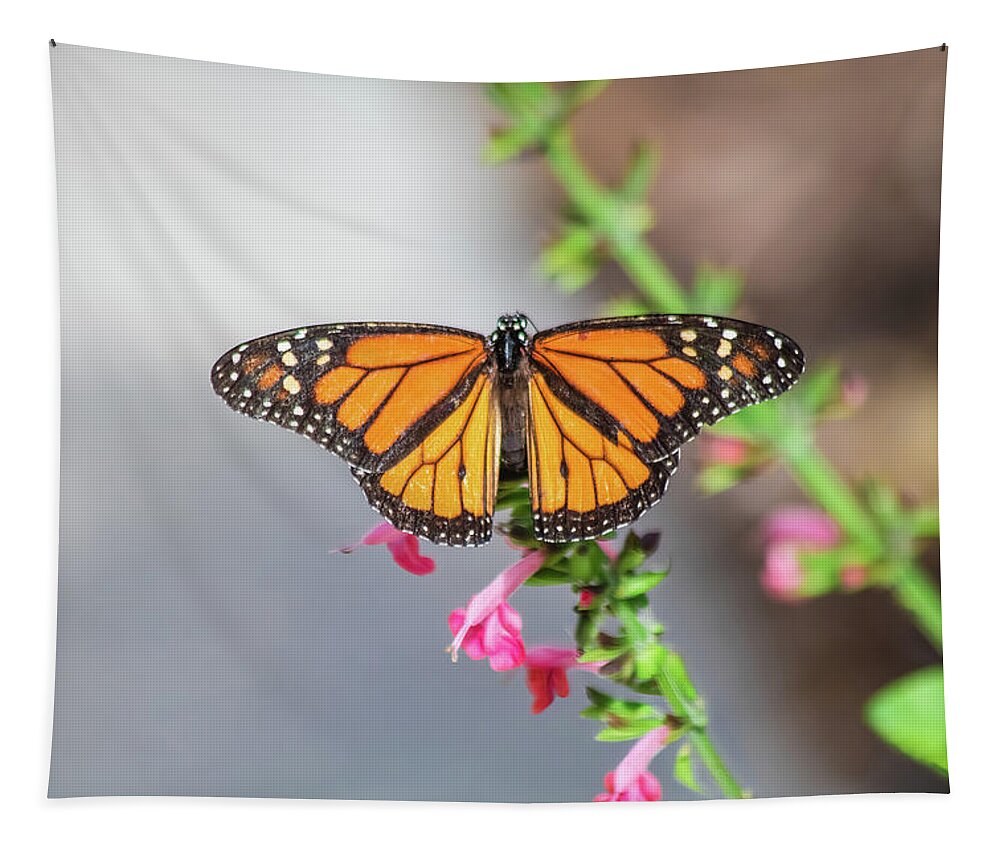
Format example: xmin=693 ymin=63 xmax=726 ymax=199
xmin=760 ymin=508 xmax=841 ymax=602
xmin=762 ymin=508 xmax=840 ymax=548
xmin=761 ymin=543 xmax=806 ymax=602
xmin=840 ymin=563 xmax=867 ymax=590
xmin=594 ymin=725 xmax=672 ymax=802
xmin=840 ymin=373 xmax=869 ymax=409
xmin=524 ymin=646 xmax=603 ymax=714
xmin=699 ymin=434 xmax=749 ymax=466
xmin=339 ymin=521 xmax=435 ymax=576
xmin=578 ymin=589 xmax=596 ymax=610
xmin=448 ymin=602 xmax=525 ymax=671
xmin=447 ymin=549 xmax=546 ymax=670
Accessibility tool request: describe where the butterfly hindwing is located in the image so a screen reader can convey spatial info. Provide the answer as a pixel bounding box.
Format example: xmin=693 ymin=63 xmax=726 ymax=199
xmin=211 ymin=323 xmax=488 ymax=473
xmin=529 ymin=314 xmax=805 ymax=463
xmin=527 ymin=370 xmax=679 ymax=543
xmin=352 ymin=371 xmax=500 ymax=546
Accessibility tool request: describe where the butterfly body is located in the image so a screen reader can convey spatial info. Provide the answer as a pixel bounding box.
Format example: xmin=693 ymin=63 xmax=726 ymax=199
xmin=212 ymin=313 xmax=804 ymax=546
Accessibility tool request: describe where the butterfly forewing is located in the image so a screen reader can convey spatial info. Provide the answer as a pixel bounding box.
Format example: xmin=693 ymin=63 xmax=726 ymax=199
xmin=529 ymin=314 xmax=805 ymax=463
xmin=211 ymin=323 xmax=488 ymax=473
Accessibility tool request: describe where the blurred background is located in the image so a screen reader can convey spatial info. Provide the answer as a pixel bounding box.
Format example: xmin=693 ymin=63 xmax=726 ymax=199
xmin=49 ymin=44 xmax=944 ymax=800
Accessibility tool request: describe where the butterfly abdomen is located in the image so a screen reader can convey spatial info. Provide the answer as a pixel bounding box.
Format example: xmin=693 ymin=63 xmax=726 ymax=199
xmin=497 ymin=364 xmax=529 ymax=473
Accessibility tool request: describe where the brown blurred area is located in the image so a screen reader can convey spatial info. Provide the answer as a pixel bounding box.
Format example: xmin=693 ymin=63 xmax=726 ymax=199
xmin=558 ymin=47 xmax=946 ymax=794
xmin=572 ymin=47 xmax=943 ymax=498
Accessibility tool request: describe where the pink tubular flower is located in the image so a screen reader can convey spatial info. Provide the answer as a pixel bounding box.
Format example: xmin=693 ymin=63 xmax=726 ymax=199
xmin=760 ymin=508 xmax=841 ymax=602
xmin=761 ymin=543 xmax=806 ymax=602
xmin=447 ymin=549 xmax=546 ymax=671
xmin=339 ymin=521 xmax=435 ymax=576
xmin=594 ymin=725 xmax=672 ymax=802
xmin=578 ymin=588 xmax=596 ymax=610
xmin=699 ymin=434 xmax=750 ymax=466
xmin=524 ymin=646 xmax=603 ymax=714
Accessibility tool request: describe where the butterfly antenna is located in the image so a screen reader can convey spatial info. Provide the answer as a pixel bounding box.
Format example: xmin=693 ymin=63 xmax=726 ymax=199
xmin=524 ymin=314 xmax=539 ymax=334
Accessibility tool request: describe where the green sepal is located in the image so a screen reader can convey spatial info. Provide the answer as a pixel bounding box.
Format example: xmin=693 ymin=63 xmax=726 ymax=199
xmin=673 ymin=742 xmax=703 ymax=794
xmin=577 ymin=645 xmax=628 ymax=664
xmin=614 ymin=570 xmax=670 ymax=599
xmin=525 ymin=568 xmax=574 ymax=587
xmin=595 ymin=719 xmax=665 ymax=742
xmin=582 ymin=687 xmax=659 ymax=722
xmin=614 ymin=532 xmax=648 ymax=573
xmin=634 ymin=642 xmax=667 ymax=681
xmin=662 ymin=651 xmax=699 ymax=705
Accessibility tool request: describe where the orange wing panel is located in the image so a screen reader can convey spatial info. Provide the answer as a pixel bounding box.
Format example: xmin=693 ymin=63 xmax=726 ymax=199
xmin=526 ymin=373 xmax=674 ymax=542
xmin=352 ymin=374 xmax=499 ymax=546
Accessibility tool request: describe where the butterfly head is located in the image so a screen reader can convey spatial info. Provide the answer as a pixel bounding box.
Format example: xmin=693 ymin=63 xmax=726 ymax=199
xmin=490 ymin=313 xmax=531 ymax=373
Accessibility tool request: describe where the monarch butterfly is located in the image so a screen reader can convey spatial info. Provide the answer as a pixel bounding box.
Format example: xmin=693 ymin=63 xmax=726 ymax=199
xmin=211 ymin=314 xmax=804 ymax=546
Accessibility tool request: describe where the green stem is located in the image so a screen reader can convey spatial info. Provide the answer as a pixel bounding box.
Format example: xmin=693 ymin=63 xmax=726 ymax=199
xmin=543 ymin=130 xmax=690 ymax=313
xmin=612 ymin=600 xmax=743 ymax=798
xmin=773 ymin=422 xmax=883 ymax=558
xmin=689 ymin=729 xmax=745 ymax=799
xmin=892 ymin=559 xmax=943 ymax=650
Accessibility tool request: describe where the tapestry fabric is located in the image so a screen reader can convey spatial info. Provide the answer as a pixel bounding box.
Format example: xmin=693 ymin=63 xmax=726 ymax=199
xmin=49 ymin=43 xmax=947 ymax=801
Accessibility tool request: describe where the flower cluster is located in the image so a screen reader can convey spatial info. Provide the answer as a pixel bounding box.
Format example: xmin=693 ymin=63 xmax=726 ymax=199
xmin=340 ymin=510 xmax=711 ymax=801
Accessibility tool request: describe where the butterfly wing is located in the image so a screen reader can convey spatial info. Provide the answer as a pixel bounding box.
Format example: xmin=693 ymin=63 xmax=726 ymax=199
xmin=526 ymin=369 xmax=678 ymax=543
xmin=353 ymin=371 xmax=501 ymax=546
xmin=211 ymin=323 xmax=488 ymax=473
xmin=529 ymin=314 xmax=805 ymax=463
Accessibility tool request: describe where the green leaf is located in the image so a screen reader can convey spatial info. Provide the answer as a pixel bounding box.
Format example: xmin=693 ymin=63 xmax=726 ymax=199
xmin=568 ymin=551 xmax=598 ymax=584
xmin=540 ymin=224 xmax=600 ymax=287
xmin=865 ymin=665 xmax=948 ymax=774
xmin=577 ymin=645 xmax=628 ymax=663
xmin=619 ymin=142 xmax=659 ymax=202
xmin=583 ymin=687 xmax=659 ymax=720
xmin=614 ymin=570 xmax=670 ymax=599
xmin=690 ymin=263 xmax=743 ymax=315
xmin=495 ymin=485 xmax=530 ymax=510
xmin=908 ymin=505 xmax=940 ymax=539
xmin=575 ymin=613 xmax=600 ymax=648
xmin=673 ymin=742 xmax=702 ymax=794
xmin=482 ymin=126 xmax=536 ymax=164
xmin=697 ymin=463 xmax=746 ymax=495
xmin=562 ymin=79 xmax=610 ymax=111
xmin=595 ymin=718 xmax=665 ymax=742
xmin=615 ymin=532 xmax=647 ymax=573
xmin=524 ymin=568 xmax=573 ymax=587
xmin=634 ymin=642 xmax=667 ymax=681
xmin=605 ymin=295 xmax=650 ymax=317
xmin=796 ymin=543 xmax=871 ymax=597
xmin=662 ymin=651 xmax=699 ymax=704
xmin=484 ymin=82 xmax=551 ymax=114
xmin=796 ymin=361 xmax=842 ymax=417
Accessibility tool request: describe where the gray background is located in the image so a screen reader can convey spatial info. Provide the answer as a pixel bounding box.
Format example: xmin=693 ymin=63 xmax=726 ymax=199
xmin=49 ymin=44 xmax=945 ymax=801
